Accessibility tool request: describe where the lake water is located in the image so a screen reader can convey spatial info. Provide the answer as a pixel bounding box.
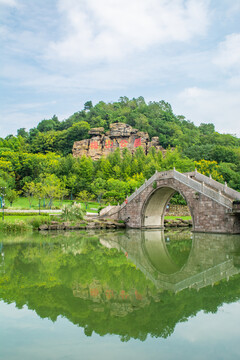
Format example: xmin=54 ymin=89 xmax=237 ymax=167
xmin=1 ymin=229 xmax=240 ymax=360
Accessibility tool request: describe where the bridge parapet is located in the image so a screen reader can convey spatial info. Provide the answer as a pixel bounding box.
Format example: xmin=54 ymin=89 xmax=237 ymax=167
xmin=186 ymin=170 xmax=240 ymax=201
xmin=173 ymin=170 xmax=233 ymax=209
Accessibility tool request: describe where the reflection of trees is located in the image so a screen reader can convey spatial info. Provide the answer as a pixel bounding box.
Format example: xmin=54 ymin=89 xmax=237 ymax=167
xmin=1 ymin=231 xmax=240 ymax=342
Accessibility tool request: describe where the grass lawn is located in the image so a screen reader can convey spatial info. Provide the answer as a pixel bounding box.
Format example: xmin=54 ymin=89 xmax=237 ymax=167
xmin=4 ymin=197 xmax=103 ymax=212
xmin=2 ymin=197 xmax=191 ymax=219
xmin=165 ymin=216 xmax=192 ymax=220
xmin=2 ymin=215 xmax=50 ymax=223
xmin=5 ymin=197 xmax=72 ymax=210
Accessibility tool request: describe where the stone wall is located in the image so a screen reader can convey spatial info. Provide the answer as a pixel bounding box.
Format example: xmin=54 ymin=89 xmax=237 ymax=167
xmin=72 ymin=122 xmax=166 ymax=160
xmin=167 ymin=205 xmax=191 ymax=217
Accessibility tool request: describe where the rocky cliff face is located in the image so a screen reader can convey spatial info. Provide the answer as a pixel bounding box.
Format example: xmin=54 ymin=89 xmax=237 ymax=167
xmin=72 ymin=123 xmax=166 ymax=160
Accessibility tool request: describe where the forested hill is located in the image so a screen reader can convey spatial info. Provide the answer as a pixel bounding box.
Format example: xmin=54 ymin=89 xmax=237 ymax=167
xmin=0 ymin=96 xmax=240 ymax=204
xmin=3 ymin=96 xmax=240 ymax=157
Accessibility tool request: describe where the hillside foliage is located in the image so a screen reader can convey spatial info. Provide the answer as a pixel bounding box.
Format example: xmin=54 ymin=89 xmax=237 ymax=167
xmin=1 ymin=97 xmax=239 ymax=206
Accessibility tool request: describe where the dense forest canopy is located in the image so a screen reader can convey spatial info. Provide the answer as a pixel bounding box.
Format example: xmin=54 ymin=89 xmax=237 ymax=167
xmin=0 ymin=96 xmax=239 ymax=205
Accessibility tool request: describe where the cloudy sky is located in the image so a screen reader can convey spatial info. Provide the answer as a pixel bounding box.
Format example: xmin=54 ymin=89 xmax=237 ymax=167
xmin=1 ymin=0 xmax=240 ymax=137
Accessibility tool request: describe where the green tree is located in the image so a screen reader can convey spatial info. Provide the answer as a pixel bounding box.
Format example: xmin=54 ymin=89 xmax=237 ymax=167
xmin=73 ymin=156 xmax=94 ymax=192
xmin=5 ymin=189 xmax=20 ymax=206
xmin=162 ymin=148 xmax=194 ymax=173
xmin=218 ymin=163 xmax=240 ymax=191
xmin=37 ymin=115 xmax=60 ymax=132
xmin=84 ymin=101 xmax=93 ymax=111
xmin=64 ymin=174 xmax=77 ymax=200
xmin=76 ymin=190 xmax=94 ymax=209
xmin=194 ymin=160 xmax=224 ymax=182
xmin=17 ymin=128 xmax=29 ymax=139
xmin=91 ymin=178 xmax=107 ymax=203
xmin=23 ymin=181 xmax=37 ymax=208
xmin=104 ymin=179 xmax=129 ymax=204
xmin=37 ymin=174 xmax=66 ymax=209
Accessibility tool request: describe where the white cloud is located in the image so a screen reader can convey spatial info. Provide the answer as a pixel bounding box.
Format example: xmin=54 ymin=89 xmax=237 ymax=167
xmin=174 ymin=86 xmax=240 ymax=136
xmin=224 ymin=2 xmax=240 ymax=19
xmin=2 ymin=0 xmax=240 ymax=139
xmin=0 ymin=49 xmax=154 ymax=92
xmin=213 ymin=33 xmax=240 ymax=71
xmin=0 ymin=100 xmax=58 ymax=137
xmin=228 ymin=75 xmax=240 ymax=88
xmin=0 ymin=112 xmax=38 ymax=136
xmin=0 ymin=0 xmax=17 ymax=6
xmin=47 ymin=0 xmax=209 ymax=63
xmin=173 ymin=303 xmax=240 ymax=358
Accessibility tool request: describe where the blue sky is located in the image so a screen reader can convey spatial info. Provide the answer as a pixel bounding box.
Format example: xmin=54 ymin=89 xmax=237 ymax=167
xmin=1 ymin=0 xmax=240 ymax=138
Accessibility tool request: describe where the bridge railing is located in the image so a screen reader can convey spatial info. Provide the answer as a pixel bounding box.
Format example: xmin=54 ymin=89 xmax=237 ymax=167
xmin=187 ymin=171 xmax=240 ymax=201
xmin=128 ymin=172 xmax=158 ymax=201
xmin=173 ymin=170 xmax=233 ymax=209
xmin=119 ymin=171 xmax=159 ymax=210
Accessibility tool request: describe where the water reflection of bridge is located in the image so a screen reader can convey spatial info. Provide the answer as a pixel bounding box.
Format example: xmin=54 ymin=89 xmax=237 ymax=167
xmin=100 ymin=230 xmax=240 ymax=293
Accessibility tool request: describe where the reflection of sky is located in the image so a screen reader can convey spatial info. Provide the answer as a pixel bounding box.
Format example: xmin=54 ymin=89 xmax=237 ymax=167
xmin=1 ymin=300 xmax=240 ymax=360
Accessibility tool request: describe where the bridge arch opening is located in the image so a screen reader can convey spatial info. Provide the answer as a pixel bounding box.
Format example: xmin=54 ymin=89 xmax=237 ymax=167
xmin=142 ymin=186 xmax=192 ymax=228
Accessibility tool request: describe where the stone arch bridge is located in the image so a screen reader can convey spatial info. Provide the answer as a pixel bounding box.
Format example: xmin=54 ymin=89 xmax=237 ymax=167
xmin=101 ymin=169 xmax=240 ymax=233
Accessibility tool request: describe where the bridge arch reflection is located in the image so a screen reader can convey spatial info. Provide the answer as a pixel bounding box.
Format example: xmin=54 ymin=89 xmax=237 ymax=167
xmin=142 ymin=230 xmax=192 ymax=275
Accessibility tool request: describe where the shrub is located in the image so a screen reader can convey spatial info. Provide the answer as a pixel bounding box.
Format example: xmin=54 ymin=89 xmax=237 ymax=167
xmin=152 ymin=180 xmax=157 ymax=189
xmin=98 ymin=206 xmax=105 ymax=215
xmin=61 ymin=203 xmax=86 ymax=221
xmin=27 ymin=216 xmax=51 ymax=230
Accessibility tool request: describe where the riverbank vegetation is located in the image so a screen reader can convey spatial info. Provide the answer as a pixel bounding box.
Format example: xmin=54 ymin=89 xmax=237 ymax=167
xmin=0 ymin=213 xmax=192 ymax=233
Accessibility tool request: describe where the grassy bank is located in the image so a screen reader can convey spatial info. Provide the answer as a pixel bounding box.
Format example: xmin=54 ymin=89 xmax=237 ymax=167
xmin=0 ymin=214 xmax=51 ymax=233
